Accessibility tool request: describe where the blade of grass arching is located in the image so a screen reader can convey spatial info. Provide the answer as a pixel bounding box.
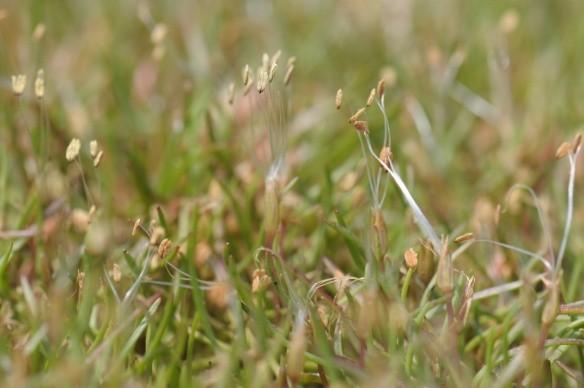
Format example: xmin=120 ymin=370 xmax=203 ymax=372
xmin=123 ymin=249 xmax=152 ymax=304
xmin=119 ymin=297 xmax=162 ymax=361
xmin=87 ymin=317 xmax=111 ymax=354
xmin=138 ymin=295 xmax=176 ymax=373
xmin=556 ymin=152 xmax=580 ymax=274
xmin=364 ymin=136 xmax=441 ymax=252
xmin=472 ymin=280 xmax=524 ymax=301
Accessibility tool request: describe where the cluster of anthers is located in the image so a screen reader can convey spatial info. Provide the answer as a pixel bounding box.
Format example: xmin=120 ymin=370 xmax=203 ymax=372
xmin=227 ymin=50 xmax=295 ymax=106
xmin=11 ymin=70 xmax=45 ymax=98
xmin=336 ymin=79 xmax=395 ymax=216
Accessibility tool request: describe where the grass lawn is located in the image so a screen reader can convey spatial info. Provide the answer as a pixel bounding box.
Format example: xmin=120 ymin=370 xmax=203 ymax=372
xmin=1 ymin=1 xmax=584 ymax=386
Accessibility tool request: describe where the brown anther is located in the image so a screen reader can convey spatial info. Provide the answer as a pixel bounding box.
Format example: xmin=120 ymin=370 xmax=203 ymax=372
xmin=404 ymin=248 xmax=418 ymax=268
xmin=335 ymin=89 xmax=343 ymax=110
xmin=353 ymin=120 xmax=369 ymax=133
xmin=379 ymin=147 xmax=392 ymax=165
xmin=454 ymin=232 xmax=475 ymax=243
xmin=555 ymin=142 xmax=572 ymax=159
xmin=157 ymin=238 xmax=172 ymax=259
xmin=366 ymin=88 xmax=376 ymax=107
xmin=349 ymin=107 xmax=366 ymax=124
xmin=376 ymin=78 xmax=385 ymax=98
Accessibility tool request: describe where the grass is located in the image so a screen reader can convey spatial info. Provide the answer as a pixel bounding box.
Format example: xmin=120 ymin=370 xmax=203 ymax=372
xmin=1 ymin=0 xmax=584 ymax=386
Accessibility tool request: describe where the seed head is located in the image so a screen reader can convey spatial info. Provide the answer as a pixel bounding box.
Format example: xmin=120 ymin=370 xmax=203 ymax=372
xmin=556 ymin=134 xmax=582 ymax=159
xmin=132 ymin=218 xmax=141 ymax=236
xmin=268 ymin=63 xmax=277 ymax=82
xmin=379 ymin=147 xmax=392 ymax=165
xmin=150 ymin=226 xmax=165 ymax=245
xmin=555 ymin=142 xmax=572 ymax=159
xmin=11 ymin=74 xmax=26 ymax=96
xmin=93 ymin=150 xmax=104 ymax=167
xmin=65 ymin=138 xmax=81 ymax=161
xmin=262 ymin=52 xmax=270 ymax=72
xmin=335 ymin=89 xmax=343 ymax=110
xmin=349 ymin=107 xmax=366 ymax=124
xmin=284 ymin=64 xmax=294 ymax=85
xmin=256 ymin=69 xmax=268 ymax=94
xmin=271 ymin=50 xmax=282 ymax=66
xmin=157 ymin=238 xmax=172 ymax=259
xmin=89 ymin=140 xmax=99 ymax=158
xmin=287 ymin=56 xmax=296 ymax=67
xmin=242 ymin=64 xmax=251 ymax=86
xmin=376 ymin=78 xmax=385 ymax=98
xmin=150 ymin=23 xmax=168 ymax=45
xmin=366 ymin=88 xmax=376 ymax=107
xmin=454 ymin=232 xmax=474 ymax=243
xmin=353 ymin=120 xmax=369 ymax=133
xmin=34 ymin=69 xmax=45 ymax=98
xmin=252 ymin=268 xmax=271 ymax=293
xmin=404 ymin=248 xmax=418 ymax=268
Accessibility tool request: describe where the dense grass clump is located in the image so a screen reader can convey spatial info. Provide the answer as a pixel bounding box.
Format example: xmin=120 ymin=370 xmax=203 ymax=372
xmin=2 ymin=1 xmax=584 ymax=386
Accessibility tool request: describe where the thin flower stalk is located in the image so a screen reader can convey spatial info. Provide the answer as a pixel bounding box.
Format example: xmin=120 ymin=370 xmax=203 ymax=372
xmin=555 ymin=147 xmax=581 ymax=275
